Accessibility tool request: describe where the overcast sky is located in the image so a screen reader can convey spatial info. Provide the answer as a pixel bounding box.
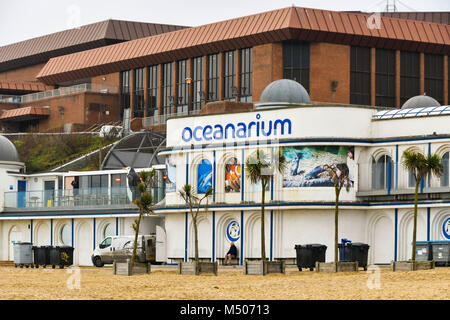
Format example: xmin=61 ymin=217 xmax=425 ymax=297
xmin=0 ymin=0 xmax=449 ymax=47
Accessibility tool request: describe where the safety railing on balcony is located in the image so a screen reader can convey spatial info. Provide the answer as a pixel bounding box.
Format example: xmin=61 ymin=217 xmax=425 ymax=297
xmin=0 ymin=83 xmax=118 ymax=104
xmin=142 ymin=109 xmax=201 ymax=127
xmin=4 ymin=186 xmax=165 ymax=210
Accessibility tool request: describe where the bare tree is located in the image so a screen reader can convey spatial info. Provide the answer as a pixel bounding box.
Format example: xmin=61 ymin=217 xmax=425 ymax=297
xmin=323 ymin=164 xmax=351 ymax=263
xmin=179 ymin=184 xmax=213 ymax=263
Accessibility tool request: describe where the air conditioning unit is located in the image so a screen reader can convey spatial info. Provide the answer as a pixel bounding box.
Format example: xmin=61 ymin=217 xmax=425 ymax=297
xmin=100 ymin=89 xmax=109 ymax=94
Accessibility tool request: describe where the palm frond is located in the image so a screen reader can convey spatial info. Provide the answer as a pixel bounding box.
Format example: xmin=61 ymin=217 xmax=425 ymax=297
xmin=402 ymin=150 xmax=443 ymax=180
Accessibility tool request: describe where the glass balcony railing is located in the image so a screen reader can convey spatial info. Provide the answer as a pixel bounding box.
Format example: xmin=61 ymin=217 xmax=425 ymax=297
xmin=0 ymin=83 xmax=118 ymax=104
xmin=3 ymin=186 xmax=165 ymax=210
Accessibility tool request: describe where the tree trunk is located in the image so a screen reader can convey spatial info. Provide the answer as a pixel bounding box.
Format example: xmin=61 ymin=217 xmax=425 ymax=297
xmin=334 ymin=189 xmax=340 ymax=263
xmin=261 ymin=181 xmax=266 ymax=261
xmin=193 ymin=215 xmax=199 ymax=263
xmin=412 ymin=179 xmax=419 ymax=261
xmin=131 ymin=211 xmax=143 ymax=264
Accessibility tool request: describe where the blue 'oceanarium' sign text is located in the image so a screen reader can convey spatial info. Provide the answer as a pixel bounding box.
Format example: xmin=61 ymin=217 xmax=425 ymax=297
xmin=181 ymin=113 xmax=292 ymax=142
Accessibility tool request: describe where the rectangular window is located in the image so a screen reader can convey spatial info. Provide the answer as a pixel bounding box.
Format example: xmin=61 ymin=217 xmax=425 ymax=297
xmin=192 ymin=57 xmax=204 ymax=111
xmin=400 ymin=51 xmax=420 ymax=106
xmin=223 ymin=50 xmax=236 ymax=101
xmin=283 ymin=41 xmax=310 ymax=92
xmin=239 ymin=47 xmax=252 ymax=102
xmin=350 ymin=46 xmax=371 ymax=106
xmin=176 ymin=59 xmax=188 ymax=114
xmin=207 ymin=53 xmax=219 ymax=102
xmin=162 ymin=62 xmax=173 ymax=115
xmin=424 ymin=54 xmax=444 ymax=104
xmin=133 ymin=68 xmax=145 ymax=118
xmin=147 ymin=65 xmax=158 ymax=118
xmin=375 ymin=49 xmax=396 ymax=107
xmin=119 ymin=70 xmax=131 ymax=119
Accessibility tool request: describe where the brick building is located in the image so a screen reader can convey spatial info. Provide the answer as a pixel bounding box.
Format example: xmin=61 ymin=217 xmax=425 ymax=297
xmin=0 ymin=19 xmax=186 ymax=132
xmin=1 ymin=6 xmax=449 ymax=132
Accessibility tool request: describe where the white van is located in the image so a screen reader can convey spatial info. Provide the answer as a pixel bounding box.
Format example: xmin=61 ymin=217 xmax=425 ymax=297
xmin=92 ymin=235 xmax=159 ymax=267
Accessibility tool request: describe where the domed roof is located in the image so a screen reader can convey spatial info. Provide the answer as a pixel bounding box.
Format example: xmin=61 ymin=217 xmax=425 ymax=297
xmin=0 ymin=135 xmax=20 ymax=162
xmin=259 ymin=79 xmax=310 ymax=105
xmin=401 ymin=94 xmax=441 ymax=109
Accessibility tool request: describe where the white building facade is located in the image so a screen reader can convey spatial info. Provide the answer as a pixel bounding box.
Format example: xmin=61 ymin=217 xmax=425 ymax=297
xmin=157 ymin=81 xmax=450 ymax=265
xmin=1 ymin=81 xmax=450 ymax=266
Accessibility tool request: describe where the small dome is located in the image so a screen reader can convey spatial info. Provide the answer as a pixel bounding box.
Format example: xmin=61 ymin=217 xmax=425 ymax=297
xmin=0 ymin=135 xmax=20 ymax=162
xmin=401 ymin=94 xmax=440 ymax=109
xmin=259 ymin=79 xmax=310 ymax=105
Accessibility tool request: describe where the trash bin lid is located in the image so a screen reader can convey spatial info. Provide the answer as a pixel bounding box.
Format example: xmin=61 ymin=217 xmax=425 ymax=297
xmin=350 ymin=242 xmax=370 ymax=248
xmin=15 ymin=242 xmax=31 ymax=245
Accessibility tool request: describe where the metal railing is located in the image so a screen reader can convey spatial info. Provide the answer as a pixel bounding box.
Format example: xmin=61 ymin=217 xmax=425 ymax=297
xmin=142 ymin=109 xmax=201 ymax=127
xmin=4 ymin=186 xmax=165 ymax=209
xmin=0 ymin=83 xmax=118 ymax=104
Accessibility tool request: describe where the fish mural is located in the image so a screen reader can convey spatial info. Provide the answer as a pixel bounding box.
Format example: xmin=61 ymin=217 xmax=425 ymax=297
xmin=225 ymin=158 xmax=241 ymax=193
xmin=198 ymin=159 xmax=213 ymax=193
xmin=283 ymin=146 xmax=355 ymax=188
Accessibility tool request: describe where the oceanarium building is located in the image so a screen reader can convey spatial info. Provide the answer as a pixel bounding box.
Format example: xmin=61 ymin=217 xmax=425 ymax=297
xmin=157 ymin=79 xmax=450 ymax=265
xmin=0 ymin=5 xmax=449 ymax=266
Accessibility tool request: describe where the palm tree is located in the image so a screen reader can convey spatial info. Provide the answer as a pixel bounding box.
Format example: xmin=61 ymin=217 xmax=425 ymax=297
xmin=131 ymin=170 xmax=156 ymax=265
xmin=179 ymin=184 xmax=213 ymax=263
xmin=402 ymin=150 xmax=443 ymax=261
xmin=324 ymin=164 xmax=351 ymax=263
xmin=245 ymin=148 xmax=286 ymax=261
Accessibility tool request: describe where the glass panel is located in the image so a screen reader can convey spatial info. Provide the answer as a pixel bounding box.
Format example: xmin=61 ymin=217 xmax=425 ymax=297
xmin=104 ymin=224 xmax=115 ymax=238
xmin=240 ymin=48 xmax=252 ymax=102
xmin=441 ymin=153 xmax=449 ymax=187
xmin=61 ymin=225 xmax=71 ymax=246
xmin=147 ymin=65 xmax=159 ymax=117
xmin=207 ymin=54 xmax=219 ymax=102
xmin=350 ymin=46 xmax=371 ymax=105
xmin=162 ymin=62 xmax=173 ymax=115
xmin=283 ymin=41 xmax=310 ymax=92
xmin=176 ymin=59 xmax=188 ymax=114
xmin=223 ymin=50 xmax=236 ymax=101
xmin=400 ymin=51 xmax=420 ymax=106
xmin=192 ymin=57 xmax=204 ymax=111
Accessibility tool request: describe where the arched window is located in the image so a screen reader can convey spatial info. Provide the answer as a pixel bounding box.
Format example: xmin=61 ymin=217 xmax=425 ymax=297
xmin=103 ymin=224 xmax=115 ymax=239
xmin=372 ymin=155 xmax=394 ymax=190
xmin=61 ymin=224 xmax=71 ymax=246
xmin=441 ymin=152 xmax=449 ymax=187
xmin=197 ymin=159 xmax=212 ymax=194
xmin=225 ymin=157 xmax=241 ymax=193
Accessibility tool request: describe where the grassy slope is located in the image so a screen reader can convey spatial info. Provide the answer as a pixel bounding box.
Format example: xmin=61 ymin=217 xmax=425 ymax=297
xmin=11 ymin=134 xmax=118 ymax=173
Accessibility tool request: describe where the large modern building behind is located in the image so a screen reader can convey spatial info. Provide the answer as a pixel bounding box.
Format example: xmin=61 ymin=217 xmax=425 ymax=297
xmin=0 ymin=6 xmax=448 ymax=132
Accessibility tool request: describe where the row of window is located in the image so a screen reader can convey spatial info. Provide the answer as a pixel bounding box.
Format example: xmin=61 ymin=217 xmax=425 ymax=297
xmin=120 ymin=48 xmax=253 ymax=119
xmin=351 ymin=48 xmax=447 ymax=107
xmin=372 ymin=151 xmax=450 ymax=190
xmin=59 ymin=223 xmax=115 ymax=246
xmin=121 ymin=43 xmax=447 ymax=118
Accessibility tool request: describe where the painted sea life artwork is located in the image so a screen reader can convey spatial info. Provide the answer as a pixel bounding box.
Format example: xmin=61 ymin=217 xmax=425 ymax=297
xmin=283 ymin=146 xmax=355 ymax=188
xmin=225 ymin=157 xmax=241 ymax=193
xmin=197 ymin=159 xmax=213 ymax=193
